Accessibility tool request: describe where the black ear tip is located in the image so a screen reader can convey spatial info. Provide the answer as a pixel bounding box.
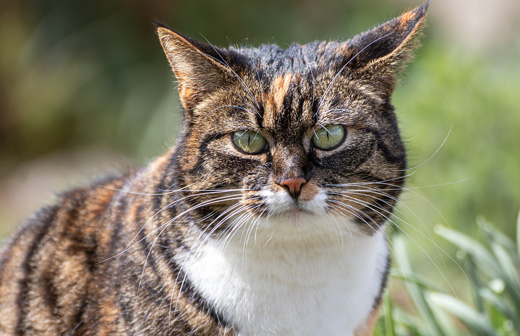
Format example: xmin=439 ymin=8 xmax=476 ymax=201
xmin=154 ymin=20 xmax=173 ymax=33
xmin=417 ymin=0 xmax=431 ymax=15
xmin=400 ymin=1 xmax=430 ymax=27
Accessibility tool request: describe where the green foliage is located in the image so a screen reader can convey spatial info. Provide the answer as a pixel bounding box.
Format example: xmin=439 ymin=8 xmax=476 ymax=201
xmin=394 ymin=41 xmax=520 ymax=237
xmin=376 ymin=211 xmax=520 ymax=336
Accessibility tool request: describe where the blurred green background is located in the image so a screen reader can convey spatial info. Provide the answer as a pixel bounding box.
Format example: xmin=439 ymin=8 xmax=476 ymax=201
xmin=0 ymin=0 xmax=519 ymax=304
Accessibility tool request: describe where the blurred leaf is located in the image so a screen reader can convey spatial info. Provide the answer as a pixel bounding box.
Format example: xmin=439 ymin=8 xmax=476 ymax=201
xmin=393 ymin=233 xmax=445 ymax=336
xmin=382 ymin=292 xmax=396 ymax=336
xmin=517 ymin=210 xmax=520 ymax=257
xmin=478 ymin=217 xmax=519 ymax=262
xmin=427 ymin=292 xmax=496 ymax=336
xmin=426 ymin=295 xmax=462 ymax=336
xmin=479 ymin=288 xmax=520 ymax=333
xmin=391 ymin=270 xmax=444 ymax=292
xmin=435 ymin=225 xmax=500 ymax=276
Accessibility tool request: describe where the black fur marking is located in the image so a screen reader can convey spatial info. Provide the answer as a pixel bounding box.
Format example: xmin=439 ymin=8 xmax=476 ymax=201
xmin=371 ymin=130 xmax=406 ymax=164
xmin=40 ymin=269 xmax=60 ymax=321
xmin=16 ymin=205 xmax=58 ymax=334
xmin=0 ymin=222 xmax=33 ymax=287
xmin=108 ymin=198 xmax=127 ymax=257
xmin=136 ymin=218 xmax=161 ymax=277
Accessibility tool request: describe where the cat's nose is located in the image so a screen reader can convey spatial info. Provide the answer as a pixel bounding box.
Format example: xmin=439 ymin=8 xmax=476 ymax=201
xmin=279 ymin=177 xmax=307 ymax=199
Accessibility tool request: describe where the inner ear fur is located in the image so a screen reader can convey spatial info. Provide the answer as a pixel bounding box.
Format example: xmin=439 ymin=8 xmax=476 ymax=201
xmin=157 ymin=26 xmax=235 ymax=113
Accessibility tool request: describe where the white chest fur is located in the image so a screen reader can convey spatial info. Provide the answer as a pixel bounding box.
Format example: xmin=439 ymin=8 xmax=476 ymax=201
xmin=178 ymin=217 xmax=388 ymax=336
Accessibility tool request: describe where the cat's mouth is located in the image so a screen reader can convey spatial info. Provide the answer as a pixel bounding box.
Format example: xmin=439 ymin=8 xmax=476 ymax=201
xmin=260 ymin=188 xmax=328 ymax=218
xmin=276 ymin=203 xmax=314 ymax=216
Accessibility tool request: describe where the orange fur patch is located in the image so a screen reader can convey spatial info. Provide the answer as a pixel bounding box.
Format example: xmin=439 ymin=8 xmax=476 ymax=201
xmin=179 ymin=84 xmax=196 ymax=108
xmin=399 ymin=9 xmax=417 ymax=26
xmin=264 ymin=74 xmax=292 ymax=119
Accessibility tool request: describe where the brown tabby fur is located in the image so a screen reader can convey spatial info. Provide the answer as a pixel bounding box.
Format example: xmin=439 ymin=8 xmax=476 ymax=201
xmin=0 ymin=3 xmax=428 ymax=335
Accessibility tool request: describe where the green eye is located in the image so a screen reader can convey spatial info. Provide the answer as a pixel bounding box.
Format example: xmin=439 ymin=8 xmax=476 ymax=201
xmin=232 ymin=131 xmax=267 ymax=154
xmin=311 ymin=125 xmax=346 ymax=150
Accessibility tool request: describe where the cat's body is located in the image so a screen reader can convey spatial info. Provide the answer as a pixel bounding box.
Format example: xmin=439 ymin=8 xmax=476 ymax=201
xmin=0 ymin=3 xmax=428 ymax=335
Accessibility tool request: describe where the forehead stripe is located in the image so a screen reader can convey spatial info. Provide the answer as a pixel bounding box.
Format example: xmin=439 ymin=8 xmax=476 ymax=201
xmin=265 ymin=74 xmax=292 ymax=119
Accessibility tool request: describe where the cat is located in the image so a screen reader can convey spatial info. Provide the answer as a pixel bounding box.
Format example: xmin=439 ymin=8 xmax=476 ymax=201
xmin=0 ymin=3 xmax=428 ymax=335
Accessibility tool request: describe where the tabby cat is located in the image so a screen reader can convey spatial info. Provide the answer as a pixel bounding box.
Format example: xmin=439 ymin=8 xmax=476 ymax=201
xmin=0 ymin=3 xmax=428 ymax=335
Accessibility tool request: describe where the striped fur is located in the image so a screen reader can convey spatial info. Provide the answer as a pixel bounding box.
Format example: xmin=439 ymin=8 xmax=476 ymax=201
xmin=0 ymin=3 xmax=428 ymax=335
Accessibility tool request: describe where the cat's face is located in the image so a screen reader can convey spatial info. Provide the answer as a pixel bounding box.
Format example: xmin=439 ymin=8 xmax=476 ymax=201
xmin=158 ymin=4 xmax=427 ymax=239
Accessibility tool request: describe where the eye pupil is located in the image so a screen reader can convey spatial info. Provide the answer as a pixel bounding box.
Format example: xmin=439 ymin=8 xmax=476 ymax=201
xmin=311 ymin=125 xmax=345 ymax=150
xmin=232 ymin=131 xmax=267 ymax=154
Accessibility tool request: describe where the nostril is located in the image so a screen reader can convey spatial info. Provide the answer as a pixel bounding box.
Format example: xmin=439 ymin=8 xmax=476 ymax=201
xmin=279 ymin=177 xmax=307 ymax=198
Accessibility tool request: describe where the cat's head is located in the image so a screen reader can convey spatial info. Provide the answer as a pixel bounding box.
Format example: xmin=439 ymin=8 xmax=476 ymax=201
xmin=157 ymin=3 xmax=428 ymax=241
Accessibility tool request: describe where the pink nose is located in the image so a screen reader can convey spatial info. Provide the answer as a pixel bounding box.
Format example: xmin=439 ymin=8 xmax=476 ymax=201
xmin=279 ymin=177 xmax=307 ymax=198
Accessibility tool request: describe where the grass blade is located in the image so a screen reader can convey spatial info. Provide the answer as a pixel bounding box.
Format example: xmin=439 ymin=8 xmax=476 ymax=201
xmin=393 ymin=233 xmax=445 ymax=336
xmin=427 ymin=292 xmax=496 ymax=336
xmin=517 ymin=210 xmax=520 ymax=258
xmin=479 ymin=287 xmax=520 ymax=333
xmin=435 ymin=225 xmax=500 ymax=277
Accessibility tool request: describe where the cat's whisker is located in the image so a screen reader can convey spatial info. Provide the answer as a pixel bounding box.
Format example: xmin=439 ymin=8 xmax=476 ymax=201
xmin=331 ymin=181 xmax=453 ymax=231
xmin=225 ymin=209 xmax=262 ymax=254
xmin=331 ymin=183 xmax=443 ymax=238
xmin=252 ymin=205 xmax=270 ymax=246
xmin=323 ymin=211 xmax=349 ymax=248
xmin=190 ymin=202 xmax=250 ymax=255
xmin=316 ymin=122 xmax=332 ymax=135
xmin=331 ymin=189 xmax=425 ymax=237
xmin=187 ymin=198 xmax=266 ymax=257
xmin=136 ymin=195 xmax=244 ymax=290
xmin=99 ymin=191 xmax=245 ymax=264
xmin=324 ymin=173 xmax=407 ymax=188
xmin=388 ymin=125 xmax=453 ymax=174
xmin=327 ymin=200 xmax=380 ymax=236
xmin=329 ymin=199 xmax=404 ymax=263
xmin=252 ymin=206 xmax=270 ymax=247
xmin=101 ymin=181 xmax=198 ymax=196
xmin=215 ymin=212 xmax=251 ymax=253
xmin=330 ymin=193 xmax=464 ymax=298
xmin=101 ymin=184 xmax=254 ymax=197
xmin=338 ymin=187 xmax=468 ymax=292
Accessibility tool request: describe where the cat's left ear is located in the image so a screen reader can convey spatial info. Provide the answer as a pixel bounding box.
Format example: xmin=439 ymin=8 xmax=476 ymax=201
xmin=346 ymin=2 xmax=429 ymax=76
xmin=157 ymin=25 xmax=235 ymax=116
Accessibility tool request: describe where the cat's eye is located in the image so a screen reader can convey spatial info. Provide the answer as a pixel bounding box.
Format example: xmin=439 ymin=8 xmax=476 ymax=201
xmin=311 ymin=125 xmax=346 ymax=150
xmin=232 ymin=131 xmax=267 ymax=154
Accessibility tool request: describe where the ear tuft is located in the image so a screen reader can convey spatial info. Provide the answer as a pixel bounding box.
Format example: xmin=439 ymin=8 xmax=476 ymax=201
xmin=154 ymin=20 xmax=172 ymax=31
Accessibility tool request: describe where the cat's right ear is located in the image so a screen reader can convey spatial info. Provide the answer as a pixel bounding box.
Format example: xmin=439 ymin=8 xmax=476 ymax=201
xmin=157 ymin=25 xmax=234 ymax=115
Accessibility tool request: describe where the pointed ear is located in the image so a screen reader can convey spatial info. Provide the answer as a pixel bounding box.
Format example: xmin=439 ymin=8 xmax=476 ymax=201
xmin=157 ymin=26 xmax=234 ymax=113
xmin=346 ymin=2 xmax=429 ymax=72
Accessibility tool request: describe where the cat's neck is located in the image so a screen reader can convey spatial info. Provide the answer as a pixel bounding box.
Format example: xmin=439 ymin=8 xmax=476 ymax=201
xmin=178 ymin=215 xmax=388 ymax=336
